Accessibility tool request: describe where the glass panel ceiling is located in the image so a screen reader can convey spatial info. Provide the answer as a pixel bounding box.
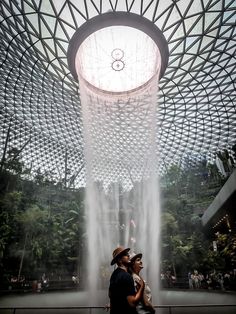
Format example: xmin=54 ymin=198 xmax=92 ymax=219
xmin=0 ymin=0 xmax=235 ymax=188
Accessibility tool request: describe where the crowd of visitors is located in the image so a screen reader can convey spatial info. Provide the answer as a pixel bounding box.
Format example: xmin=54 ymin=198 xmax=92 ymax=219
xmin=159 ymin=269 xmax=236 ymax=290
xmin=160 ymin=270 xmax=176 ymax=288
xmin=188 ymin=269 xmax=236 ymax=291
xmin=1 ymin=272 xmax=80 ymax=293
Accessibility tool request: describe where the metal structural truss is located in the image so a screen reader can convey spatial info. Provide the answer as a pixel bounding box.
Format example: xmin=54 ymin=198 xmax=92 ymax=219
xmin=0 ymin=0 xmax=235 ymax=188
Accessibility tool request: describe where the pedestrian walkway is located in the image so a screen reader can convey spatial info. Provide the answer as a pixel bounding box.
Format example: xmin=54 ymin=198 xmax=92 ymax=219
xmin=0 ymin=289 xmax=235 ymax=314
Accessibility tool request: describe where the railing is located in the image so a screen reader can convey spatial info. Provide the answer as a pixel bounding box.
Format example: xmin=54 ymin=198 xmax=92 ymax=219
xmin=0 ymin=304 xmax=236 ymax=314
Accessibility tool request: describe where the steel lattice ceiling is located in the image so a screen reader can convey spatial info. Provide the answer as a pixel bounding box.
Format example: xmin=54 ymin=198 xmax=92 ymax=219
xmin=0 ymin=0 xmax=235 ymax=188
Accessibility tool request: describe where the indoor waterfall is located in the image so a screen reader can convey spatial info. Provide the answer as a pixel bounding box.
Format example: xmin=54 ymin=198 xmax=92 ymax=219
xmin=79 ymin=76 xmax=161 ymax=304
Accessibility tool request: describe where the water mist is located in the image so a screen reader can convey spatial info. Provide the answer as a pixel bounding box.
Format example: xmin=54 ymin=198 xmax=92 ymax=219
xmin=67 ymin=11 xmax=169 ymax=306
xmin=79 ymin=77 xmax=161 ymax=304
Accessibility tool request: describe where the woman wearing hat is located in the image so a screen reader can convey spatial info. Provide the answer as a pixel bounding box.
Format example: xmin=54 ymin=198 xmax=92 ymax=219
xmin=108 ymin=246 xmax=145 ymax=314
xmin=129 ymin=253 xmax=155 ymax=314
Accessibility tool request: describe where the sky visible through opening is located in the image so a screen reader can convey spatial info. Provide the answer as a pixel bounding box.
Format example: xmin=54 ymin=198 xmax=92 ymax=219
xmin=76 ymin=26 xmax=160 ymax=94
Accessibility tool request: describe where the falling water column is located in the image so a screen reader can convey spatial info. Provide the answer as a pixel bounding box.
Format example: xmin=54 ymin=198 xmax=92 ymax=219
xmin=67 ymin=11 xmax=169 ymax=304
xmin=79 ymin=76 xmax=160 ymax=303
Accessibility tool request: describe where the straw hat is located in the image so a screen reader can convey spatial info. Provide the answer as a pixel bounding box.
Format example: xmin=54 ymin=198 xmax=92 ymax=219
xmin=130 ymin=252 xmax=142 ymax=264
xmin=111 ymin=246 xmax=130 ymax=265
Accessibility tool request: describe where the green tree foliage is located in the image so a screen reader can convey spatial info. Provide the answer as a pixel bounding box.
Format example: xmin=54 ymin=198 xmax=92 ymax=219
xmin=160 ymin=160 xmax=228 ymax=277
xmin=1 ymin=146 xmax=234 ymax=285
xmin=0 ymin=149 xmax=85 ymax=282
xmin=214 ymin=232 xmax=236 ymax=268
xmin=0 ymin=191 xmax=22 ymax=263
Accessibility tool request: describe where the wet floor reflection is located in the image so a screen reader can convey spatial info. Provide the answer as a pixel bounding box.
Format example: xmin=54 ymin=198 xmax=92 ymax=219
xmin=0 ymin=289 xmax=235 ymax=314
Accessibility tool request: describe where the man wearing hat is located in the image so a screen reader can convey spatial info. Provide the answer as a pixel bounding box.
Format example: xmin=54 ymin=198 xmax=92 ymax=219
xmin=108 ymin=246 xmax=145 ymax=314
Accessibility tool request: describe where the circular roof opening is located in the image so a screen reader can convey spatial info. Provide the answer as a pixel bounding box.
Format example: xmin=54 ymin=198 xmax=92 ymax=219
xmin=76 ymin=26 xmax=161 ymax=93
xmin=67 ymin=12 xmax=169 ymax=95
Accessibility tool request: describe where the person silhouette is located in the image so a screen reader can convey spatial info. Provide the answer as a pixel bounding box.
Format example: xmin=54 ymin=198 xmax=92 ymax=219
xmin=108 ymin=246 xmax=145 ymax=314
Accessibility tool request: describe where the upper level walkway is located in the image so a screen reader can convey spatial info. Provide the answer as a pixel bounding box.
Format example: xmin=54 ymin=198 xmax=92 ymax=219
xmin=202 ymin=168 xmax=236 ymax=231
